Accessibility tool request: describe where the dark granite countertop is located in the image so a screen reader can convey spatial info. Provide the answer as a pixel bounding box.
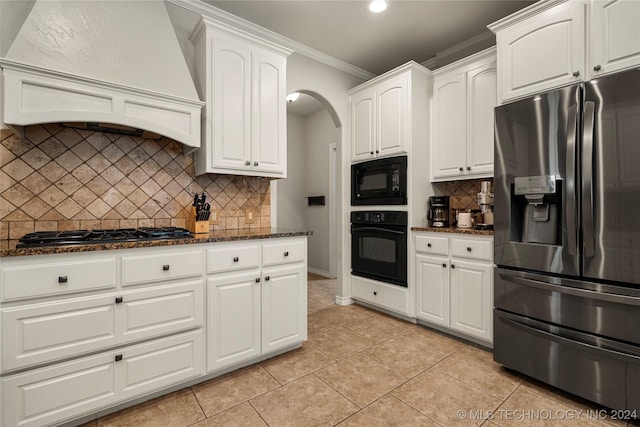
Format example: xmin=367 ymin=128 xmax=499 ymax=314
xmin=411 ymin=226 xmax=494 ymax=236
xmin=0 ymin=228 xmax=313 ymax=258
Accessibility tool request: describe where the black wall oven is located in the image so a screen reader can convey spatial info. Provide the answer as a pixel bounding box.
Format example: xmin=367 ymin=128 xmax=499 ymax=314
xmin=351 ymin=211 xmax=407 ymax=286
xmin=351 ymin=156 xmax=407 ymax=205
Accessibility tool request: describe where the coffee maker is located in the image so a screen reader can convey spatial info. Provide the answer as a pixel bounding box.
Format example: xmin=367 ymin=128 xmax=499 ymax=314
xmin=428 ymin=196 xmax=449 ymax=228
xmin=476 ymin=181 xmax=494 ymax=230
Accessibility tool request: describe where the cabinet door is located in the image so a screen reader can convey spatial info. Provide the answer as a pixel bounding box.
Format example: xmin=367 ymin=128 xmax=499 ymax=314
xmin=212 ymin=35 xmax=252 ymax=171
xmin=415 ymin=254 xmax=450 ymax=326
xmin=262 ymin=264 xmax=306 ymax=354
xmin=432 ymin=72 xmax=466 ymax=180
xmin=376 ymin=74 xmax=407 ymax=158
xmin=591 ymin=0 xmax=640 ymax=77
xmin=207 ymin=272 xmax=261 ymax=372
xmin=350 ymin=89 xmax=376 ymax=162
xmin=449 ymin=259 xmax=492 ymax=343
xmin=496 ymin=0 xmax=585 ymax=102
xmin=252 ymin=47 xmax=287 ymax=175
xmin=466 ymin=63 xmax=496 ymax=178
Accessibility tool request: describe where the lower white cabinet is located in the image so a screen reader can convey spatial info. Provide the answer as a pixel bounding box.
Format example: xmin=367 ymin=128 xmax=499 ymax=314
xmin=2 ymin=330 xmax=203 ymax=427
xmin=351 ymin=275 xmax=411 ymax=316
xmin=414 ymin=232 xmax=493 ymax=344
xmin=206 ymin=238 xmax=307 ymax=372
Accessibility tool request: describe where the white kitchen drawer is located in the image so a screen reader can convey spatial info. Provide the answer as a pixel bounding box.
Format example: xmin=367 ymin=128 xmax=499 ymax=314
xmin=1 ymin=257 xmax=116 ymax=301
xmin=2 ymin=330 xmax=203 ymax=427
xmin=351 ymin=275 xmax=408 ymax=315
xmin=1 ymin=280 xmax=204 ymax=372
xmin=262 ymin=239 xmax=306 ymax=267
xmin=415 ymin=234 xmax=449 ymax=256
xmin=207 ymin=244 xmax=261 ymax=274
xmin=122 ymin=250 xmax=203 ymax=286
xmin=450 ymin=238 xmax=493 ymax=261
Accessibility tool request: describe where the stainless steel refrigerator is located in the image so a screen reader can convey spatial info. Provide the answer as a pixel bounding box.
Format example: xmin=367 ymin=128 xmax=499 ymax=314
xmin=494 ymin=68 xmax=640 ymax=412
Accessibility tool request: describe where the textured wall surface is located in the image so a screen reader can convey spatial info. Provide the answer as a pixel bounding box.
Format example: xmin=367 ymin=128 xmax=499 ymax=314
xmin=0 ymin=124 xmax=271 ymax=244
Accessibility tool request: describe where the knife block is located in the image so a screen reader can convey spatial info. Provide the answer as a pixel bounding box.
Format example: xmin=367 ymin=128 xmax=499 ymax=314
xmin=187 ymin=206 xmax=210 ymax=234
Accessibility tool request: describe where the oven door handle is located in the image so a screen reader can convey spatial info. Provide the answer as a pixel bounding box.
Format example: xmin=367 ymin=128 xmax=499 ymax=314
xmin=351 ymin=227 xmax=406 ymax=235
xmin=501 ymin=272 xmax=640 ymax=307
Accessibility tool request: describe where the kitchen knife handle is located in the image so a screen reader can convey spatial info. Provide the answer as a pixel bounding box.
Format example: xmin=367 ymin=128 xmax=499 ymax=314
xmin=582 ymin=101 xmax=595 ymax=258
xmin=566 ymin=103 xmax=578 ymax=256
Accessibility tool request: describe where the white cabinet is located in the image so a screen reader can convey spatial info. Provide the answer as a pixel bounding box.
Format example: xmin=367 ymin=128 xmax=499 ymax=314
xmin=2 ymin=331 xmax=203 ymax=427
xmin=191 ymin=17 xmax=291 ymax=177
xmin=490 ymin=0 xmax=640 ymax=104
xmin=431 ymin=48 xmax=496 ymax=181
xmin=414 ymin=232 xmax=493 ymax=345
xmin=207 ymin=238 xmax=307 ymax=372
xmin=591 ymin=0 xmax=640 ymax=77
xmin=349 ymin=62 xmax=430 ymax=163
xmin=351 ymin=275 xmax=411 ymax=316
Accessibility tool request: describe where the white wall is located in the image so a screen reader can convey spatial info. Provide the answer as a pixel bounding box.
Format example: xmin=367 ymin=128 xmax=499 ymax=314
xmin=277 ymin=113 xmax=307 ymax=231
xmin=284 ymin=53 xmax=366 ymax=301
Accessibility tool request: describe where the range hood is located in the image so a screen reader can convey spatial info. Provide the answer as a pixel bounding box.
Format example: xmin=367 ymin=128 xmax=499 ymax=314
xmin=1 ymin=0 xmax=204 ymax=149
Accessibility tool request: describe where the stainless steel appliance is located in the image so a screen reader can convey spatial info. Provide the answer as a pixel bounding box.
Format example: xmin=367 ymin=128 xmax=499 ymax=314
xmin=427 ymin=196 xmax=449 ymax=228
xmin=351 ymin=156 xmax=407 ymax=206
xmin=494 ymin=68 xmax=640 ymax=413
xmin=351 ymin=211 xmax=407 ymax=286
xmin=16 ymin=227 xmax=193 ymax=248
xmin=475 ymin=181 xmax=494 ymax=230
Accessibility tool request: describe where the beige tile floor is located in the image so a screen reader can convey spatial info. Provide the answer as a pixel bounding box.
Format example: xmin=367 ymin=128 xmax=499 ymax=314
xmin=79 ymin=275 xmax=639 ymax=427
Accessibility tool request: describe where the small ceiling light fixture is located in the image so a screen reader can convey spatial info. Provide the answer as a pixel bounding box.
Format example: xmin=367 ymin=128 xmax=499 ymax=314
xmin=368 ymin=0 xmax=388 ymax=13
xmin=286 ymin=92 xmax=300 ymax=103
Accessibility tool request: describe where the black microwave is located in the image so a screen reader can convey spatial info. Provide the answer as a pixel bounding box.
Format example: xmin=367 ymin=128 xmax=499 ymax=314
xmin=351 ymin=156 xmax=407 ymax=205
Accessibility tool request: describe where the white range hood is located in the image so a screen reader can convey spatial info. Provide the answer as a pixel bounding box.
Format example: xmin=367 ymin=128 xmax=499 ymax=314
xmin=1 ymin=0 xmax=204 ymax=149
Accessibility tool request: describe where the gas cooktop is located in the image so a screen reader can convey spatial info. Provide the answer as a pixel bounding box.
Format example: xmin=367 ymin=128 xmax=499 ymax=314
xmin=16 ymin=227 xmax=193 ymax=248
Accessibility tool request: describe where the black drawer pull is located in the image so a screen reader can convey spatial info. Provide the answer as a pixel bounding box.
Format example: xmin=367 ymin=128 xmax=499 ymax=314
xmin=467 ymin=247 xmax=472 ymax=252
xmin=58 ymin=276 xmax=68 ymax=284
xmin=162 ymin=265 xmax=170 ymax=271
xmin=115 ymin=354 xmax=123 ymax=362
xmin=233 ymin=257 xmax=239 ymax=262
xmin=265 ymin=276 xmax=270 ymax=281
xmin=451 ymin=264 xmax=456 ymax=269
xmin=442 ymin=263 xmax=447 ymax=268
xmin=284 ymin=251 xmax=289 ymax=257
xmin=115 ymin=297 xmax=123 ymax=304
xmin=427 ymin=243 xmax=432 ymax=248
xmin=255 ymin=277 xmax=261 ymax=283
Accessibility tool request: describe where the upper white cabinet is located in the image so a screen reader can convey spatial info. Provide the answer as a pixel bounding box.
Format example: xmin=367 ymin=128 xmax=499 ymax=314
xmin=431 ymin=48 xmax=496 ymax=181
xmin=349 ymin=62 xmax=431 ymax=163
xmin=191 ymin=17 xmax=291 ymax=177
xmin=490 ymin=0 xmax=640 ymax=103
xmin=591 ymin=0 xmax=640 ymax=77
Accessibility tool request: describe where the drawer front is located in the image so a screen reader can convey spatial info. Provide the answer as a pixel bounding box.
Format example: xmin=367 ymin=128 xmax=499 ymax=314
xmin=1 ymin=258 xmax=116 ymax=301
xmin=122 ymin=250 xmax=203 ymax=286
xmin=262 ymin=239 xmax=306 ymax=267
xmin=414 ymin=235 xmax=449 ymax=256
xmin=2 ymin=296 xmax=117 ymax=372
xmin=119 ymin=280 xmax=204 ymax=342
xmin=2 ymin=331 xmax=203 ymax=427
xmin=207 ymin=244 xmax=261 ymax=274
xmin=451 ymin=238 xmax=493 ymax=261
xmin=351 ymin=276 xmax=408 ymax=315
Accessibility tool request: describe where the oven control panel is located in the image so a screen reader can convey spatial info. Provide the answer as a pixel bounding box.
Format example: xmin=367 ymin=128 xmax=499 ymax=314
xmin=351 ymin=211 xmax=407 ymax=226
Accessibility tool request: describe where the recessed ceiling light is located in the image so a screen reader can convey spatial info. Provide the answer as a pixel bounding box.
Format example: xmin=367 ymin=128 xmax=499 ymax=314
xmin=286 ymin=92 xmax=300 ymax=103
xmin=368 ymin=0 xmax=388 ymax=13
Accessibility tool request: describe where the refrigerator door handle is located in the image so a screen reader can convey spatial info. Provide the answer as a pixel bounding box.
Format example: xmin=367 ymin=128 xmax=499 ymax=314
xmin=566 ymin=103 xmax=578 ymax=256
xmin=582 ymin=101 xmax=596 ymax=258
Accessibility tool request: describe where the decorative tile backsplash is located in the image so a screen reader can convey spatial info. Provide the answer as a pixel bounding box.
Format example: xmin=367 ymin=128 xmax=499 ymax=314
xmin=433 ymin=178 xmax=494 ymax=224
xmin=0 ymin=124 xmax=271 ymax=242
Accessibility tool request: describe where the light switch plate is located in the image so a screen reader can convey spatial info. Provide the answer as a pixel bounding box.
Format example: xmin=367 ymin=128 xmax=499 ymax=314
xmin=245 ymin=209 xmax=255 ymax=224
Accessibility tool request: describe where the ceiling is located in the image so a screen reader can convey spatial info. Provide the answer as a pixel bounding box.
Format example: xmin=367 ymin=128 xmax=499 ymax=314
xmin=204 ymin=0 xmax=534 ymax=76
xmin=203 ymin=0 xmax=534 ymax=116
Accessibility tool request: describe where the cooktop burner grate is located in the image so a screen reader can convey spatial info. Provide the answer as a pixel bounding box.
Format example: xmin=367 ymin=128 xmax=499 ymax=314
xmin=16 ymin=227 xmax=193 ymax=248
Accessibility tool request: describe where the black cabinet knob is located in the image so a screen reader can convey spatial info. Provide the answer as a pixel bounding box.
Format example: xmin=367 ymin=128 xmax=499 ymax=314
xmin=255 ymin=278 xmax=261 ymax=283
xmin=466 ymin=166 xmax=471 ymax=171
xmin=451 ymin=264 xmax=456 ymax=269
xmin=442 ymin=263 xmax=447 ymax=268
xmin=427 ymin=243 xmax=432 ymax=248
xmin=284 ymin=251 xmax=289 ymax=257
xmin=459 ymin=167 xmax=463 ymax=172
xmin=58 ymin=276 xmax=68 ymax=284
xmin=594 ymin=65 xmax=602 ymax=72
xmin=115 ymin=354 xmax=123 ymax=362
xmin=375 ymin=150 xmax=379 ymax=154
xmin=115 ymin=297 xmax=123 ymax=304
xmin=373 ymin=291 xmax=377 ymax=296
xmin=233 ymin=257 xmax=239 ymax=262
xmin=162 ymin=265 xmax=170 ymax=271
xmin=573 ymin=70 xmax=580 ymax=77
xmin=467 ymin=247 xmax=472 ymax=252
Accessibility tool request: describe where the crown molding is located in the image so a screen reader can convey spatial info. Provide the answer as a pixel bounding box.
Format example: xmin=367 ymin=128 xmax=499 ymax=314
xmin=421 ymin=31 xmax=495 ymax=70
xmin=167 ymin=0 xmax=376 ymax=81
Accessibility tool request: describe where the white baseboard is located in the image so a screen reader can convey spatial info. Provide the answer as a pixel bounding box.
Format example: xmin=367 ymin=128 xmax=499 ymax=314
xmin=335 ymin=296 xmax=354 ymax=306
xmin=308 ymin=267 xmax=333 ymax=278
